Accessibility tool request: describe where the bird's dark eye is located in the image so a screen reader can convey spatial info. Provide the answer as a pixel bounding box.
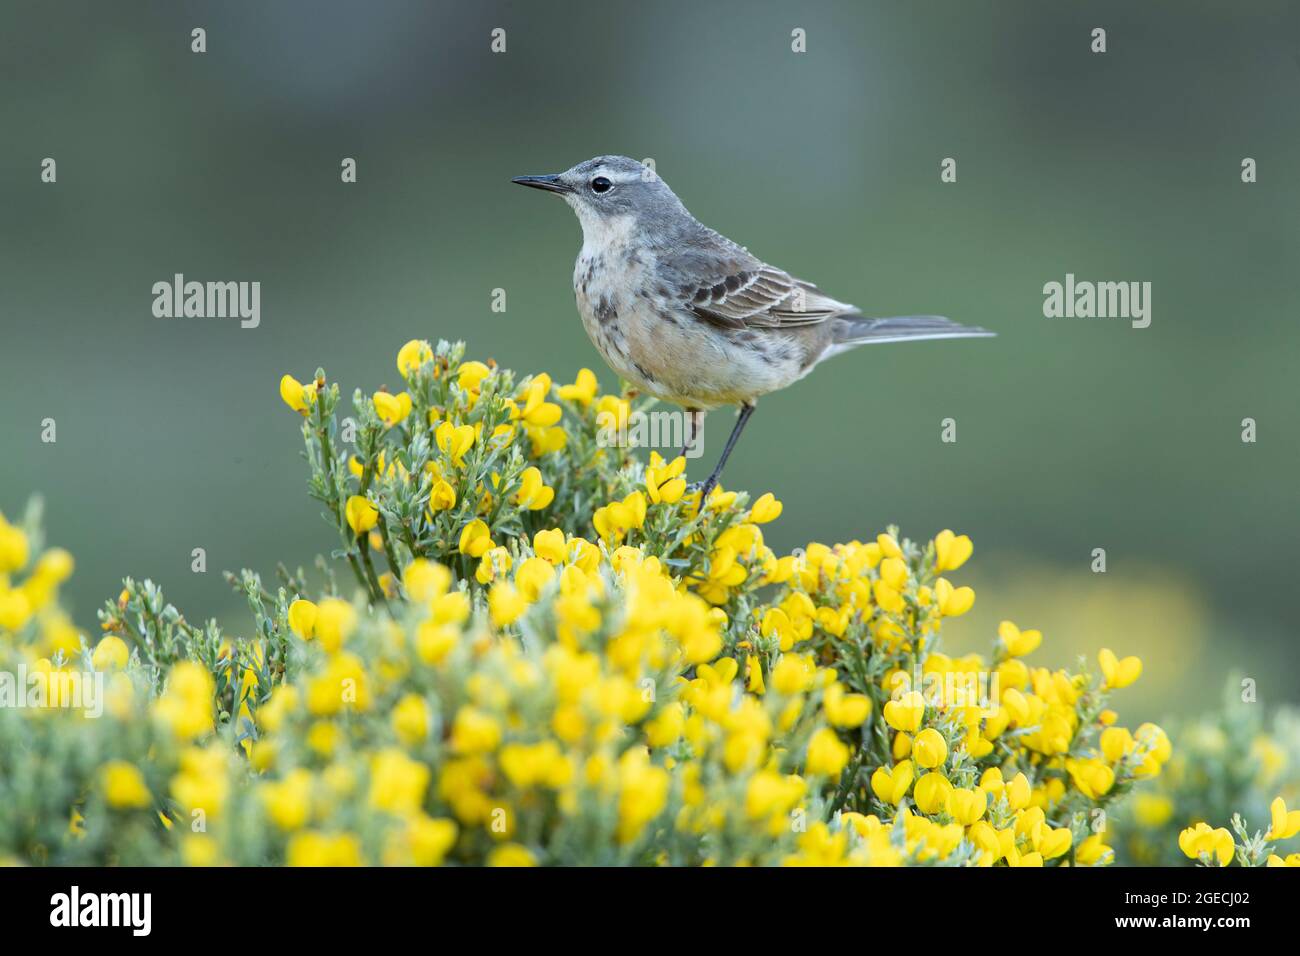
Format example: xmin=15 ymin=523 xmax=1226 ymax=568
xmin=590 ymin=176 xmax=612 ymax=194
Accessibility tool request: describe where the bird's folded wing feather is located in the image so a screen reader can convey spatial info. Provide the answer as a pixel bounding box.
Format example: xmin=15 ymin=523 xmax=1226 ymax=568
xmin=664 ymin=240 xmax=854 ymax=330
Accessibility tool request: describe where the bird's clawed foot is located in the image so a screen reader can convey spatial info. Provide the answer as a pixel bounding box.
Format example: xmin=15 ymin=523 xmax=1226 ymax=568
xmin=687 ymin=474 xmax=721 ymax=504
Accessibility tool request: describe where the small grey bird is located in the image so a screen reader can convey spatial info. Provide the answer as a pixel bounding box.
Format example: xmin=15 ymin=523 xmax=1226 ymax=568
xmin=513 ymin=155 xmax=993 ymax=499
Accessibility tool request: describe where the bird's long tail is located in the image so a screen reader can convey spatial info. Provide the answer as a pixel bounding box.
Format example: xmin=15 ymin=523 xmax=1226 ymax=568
xmin=823 ymin=314 xmax=995 ymax=358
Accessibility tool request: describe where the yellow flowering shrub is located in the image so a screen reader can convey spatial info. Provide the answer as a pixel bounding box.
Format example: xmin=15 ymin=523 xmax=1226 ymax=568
xmin=0 ymin=340 xmax=1291 ymax=867
xmin=1109 ymin=679 xmax=1300 ymax=867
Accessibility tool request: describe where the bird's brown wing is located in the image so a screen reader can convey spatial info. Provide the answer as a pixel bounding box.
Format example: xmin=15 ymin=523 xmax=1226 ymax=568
xmin=665 ymin=239 xmax=854 ymax=331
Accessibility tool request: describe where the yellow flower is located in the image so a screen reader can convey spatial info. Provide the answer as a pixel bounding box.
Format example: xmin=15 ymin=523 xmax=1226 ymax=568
xmin=475 ymin=546 xmax=512 ymax=585
xmin=279 ymin=374 xmax=315 ymax=415
xmin=1076 ymin=833 xmax=1113 ymax=866
xmin=998 ymin=620 xmax=1042 ymax=657
xmin=397 ymin=339 xmax=433 ymax=376
xmin=91 ymin=635 xmax=130 ymax=671
xmin=1005 ymin=771 xmax=1031 ymax=810
xmin=287 ymin=831 xmax=363 ymax=867
xmin=288 ymin=598 xmax=317 ymax=640
xmin=594 ymin=394 xmax=630 ymax=435
xmin=458 ymin=519 xmax=494 ymax=558
xmin=1132 ymin=793 xmax=1175 ymax=827
xmin=1039 ymin=827 xmax=1073 ymax=860
xmin=0 ymin=589 xmax=32 ymax=631
xmin=100 ymin=761 xmax=151 ymax=809
xmin=646 ymin=703 xmax=685 ymax=747
xmin=431 ymin=589 xmax=470 ymax=626
xmin=450 ymin=706 xmax=501 ymax=754
xmin=912 ymin=728 xmax=948 ymax=769
xmin=170 ymin=746 xmax=230 ymax=819
xmin=392 ymin=693 xmax=431 ymax=746
xmin=180 ymin=834 xmax=221 ymax=867
xmin=307 ymin=721 xmax=342 ymax=756
xmin=1066 ymin=757 xmax=1115 ymax=799
xmin=557 ymin=367 xmax=599 ymax=405
xmin=1134 ymin=722 xmax=1172 ymax=766
xmin=500 ymin=740 xmax=572 ymax=789
xmin=1179 ymin=822 xmax=1235 ymax=866
xmin=1251 ymin=736 xmax=1286 ymax=784
xmin=876 ymin=533 xmax=902 ymax=559
xmin=514 ymin=557 xmax=556 ymax=601
xmin=770 ymin=653 xmax=816 ymax=695
xmin=407 ymin=815 xmax=459 ymax=866
xmin=1098 ymin=648 xmax=1142 ymax=689
xmin=1099 ymin=726 xmax=1134 ymax=763
xmin=415 ymin=621 xmax=458 ymax=664
xmin=403 ymin=559 xmax=450 ymax=601
xmin=261 ymin=769 xmax=313 ymax=831
xmin=514 ymin=467 xmax=555 ymax=510
xmin=913 ymin=772 xmax=953 ymax=814
xmin=523 ymin=422 xmax=566 ymax=457
xmin=879 ymin=557 xmax=908 ymax=590
xmin=806 ymin=728 xmax=849 ymax=776
xmin=257 ymin=685 xmax=299 ymax=735
xmin=305 ymin=651 xmax=370 ymax=715
xmin=1267 ymin=796 xmax=1300 ymax=841
xmin=933 ymin=577 xmax=975 ymax=617
xmin=933 ymin=529 xmax=973 ymax=572
xmin=532 ymin=528 xmax=568 ymax=564
xmin=747 ymin=492 xmax=783 ymax=524
xmin=946 ymin=787 xmax=987 ymax=825
xmin=870 ymin=760 xmax=914 ymax=805
xmin=428 ymin=479 xmax=457 ymax=512
xmin=645 ymin=454 xmax=687 ymax=505
xmin=883 ymin=691 xmax=925 ymax=733
xmin=34 ymin=546 xmax=73 ymax=581
xmin=592 ymin=492 xmax=647 ymax=543
xmin=368 ymin=748 xmax=431 ymax=814
xmin=760 ymin=608 xmax=795 ymax=652
xmin=617 ymin=749 xmax=670 ymax=843
xmin=517 ymin=375 xmax=562 ymax=427
xmin=153 ymin=662 xmax=216 ymax=740
xmin=345 ymin=495 xmax=379 ymax=535
xmin=823 ymin=684 xmax=871 ymax=728
xmin=0 ymin=519 xmax=31 ymax=573
xmin=892 ymin=731 xmax=912 ymax=761
xmin=313 ymin=597 xmax=357 ymax=653
xmin=372 ymin=390 xmax=412 ymax=427
xmin=967 ymin=821 xmax=1002 ymax=865
xmin=457 ymin=360 xmax=492 ymax=394
xmin=435 ymin=421 xmax=477 ymax=467
xmin=487 ymin=844 xmax=537 ymax=867
xmin=489 ymin=582 xmax=527 ymax=628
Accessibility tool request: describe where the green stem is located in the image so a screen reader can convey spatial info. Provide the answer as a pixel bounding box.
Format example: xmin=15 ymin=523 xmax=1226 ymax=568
xmin=378 ymin=515 xmax=404 ymax=579
xmin=316 ymin=404 xmax=371 ymax=596
xmin=829 ymin=747 xmax=867 ymax=817
xmin=358 ymin=537 xmax=387 ymax=607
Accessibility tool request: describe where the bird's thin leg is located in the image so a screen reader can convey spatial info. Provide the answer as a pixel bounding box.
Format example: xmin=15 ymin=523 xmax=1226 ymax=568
xmin=677 ymin=409 xmax=703 ymax=461
xmin=694 ymin=403 xmax=755 ymax=503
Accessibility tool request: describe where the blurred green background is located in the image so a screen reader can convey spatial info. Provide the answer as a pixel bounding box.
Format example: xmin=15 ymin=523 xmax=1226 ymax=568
xmin=2 ymin=1 xmax=1297 ymax=722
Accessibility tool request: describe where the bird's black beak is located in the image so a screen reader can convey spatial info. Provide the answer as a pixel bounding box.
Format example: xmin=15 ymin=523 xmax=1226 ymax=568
xmin=511 ymin=174 xmax=573 ymax=195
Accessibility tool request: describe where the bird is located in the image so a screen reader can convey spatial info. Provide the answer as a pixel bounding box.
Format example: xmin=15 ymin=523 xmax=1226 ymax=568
xmin=513 ymin=155 xmax=993 ymax=500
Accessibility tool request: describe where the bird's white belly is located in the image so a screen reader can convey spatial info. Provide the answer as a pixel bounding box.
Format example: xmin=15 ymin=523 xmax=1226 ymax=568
xmin=573 ymin=254 xmax=804 ymax=409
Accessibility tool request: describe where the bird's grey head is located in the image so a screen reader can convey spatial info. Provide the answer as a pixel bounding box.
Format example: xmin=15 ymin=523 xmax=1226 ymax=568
xmin=512 ymin=155 xmax=690 ymax=242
